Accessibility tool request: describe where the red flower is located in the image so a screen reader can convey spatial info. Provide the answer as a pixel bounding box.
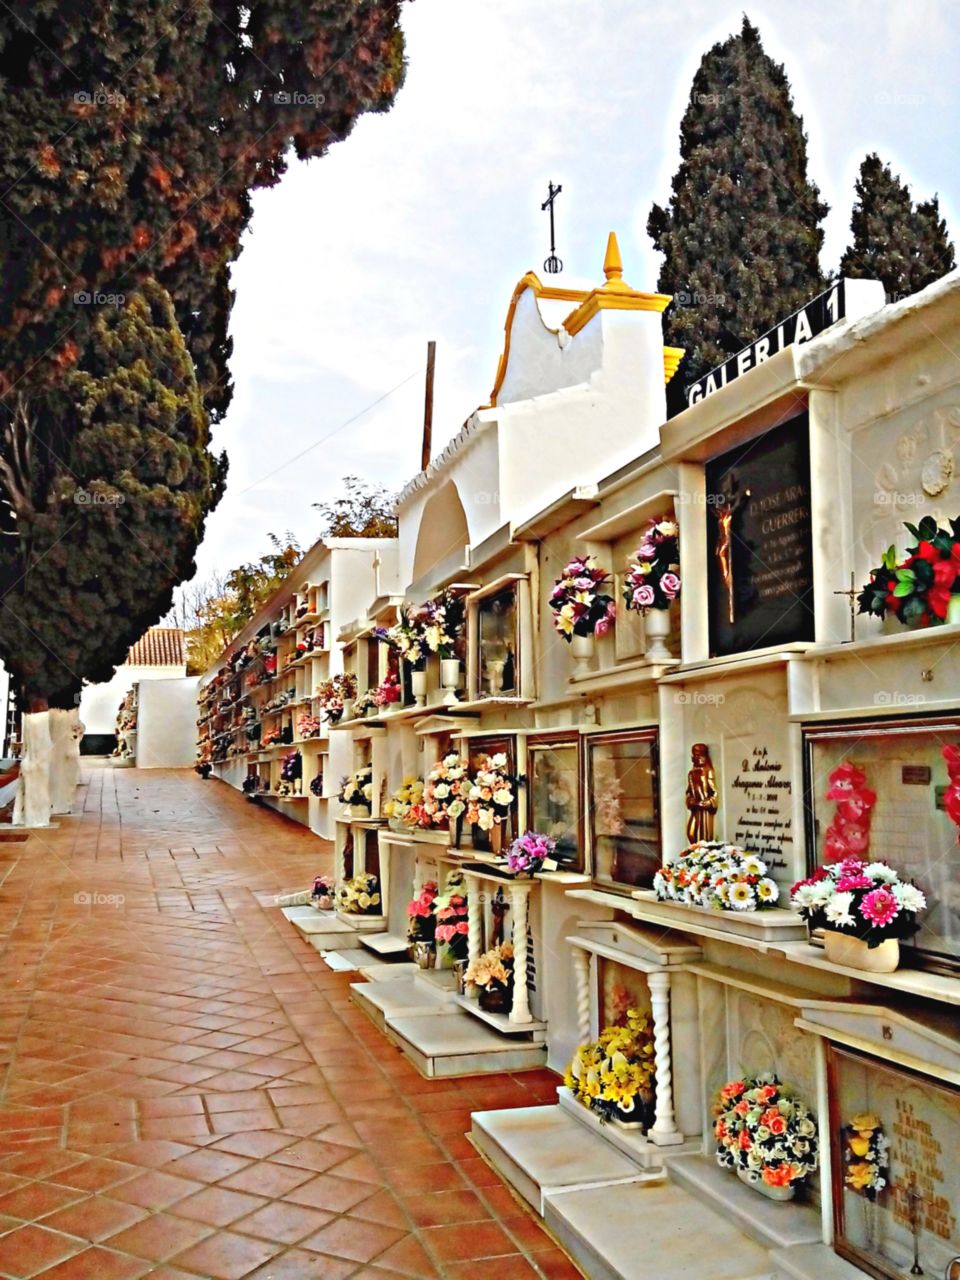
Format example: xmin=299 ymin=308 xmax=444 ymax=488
xmin=933 ymin=559 xmax=958 ymax=588
xmin=916 ymin=540 xmax=940 ymax=563
xmin=738 ymin=1130 xmax=752 ymax=1151
xmin=929 ymin=586 xmax=952 ymax=620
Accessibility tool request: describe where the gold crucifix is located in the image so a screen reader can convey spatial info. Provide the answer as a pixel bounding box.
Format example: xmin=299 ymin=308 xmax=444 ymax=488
xmin=833 ymin=571 xmax=858 ymax=644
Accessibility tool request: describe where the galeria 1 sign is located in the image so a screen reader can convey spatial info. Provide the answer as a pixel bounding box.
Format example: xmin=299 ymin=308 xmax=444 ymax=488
xmin=685 ymin=280 xmax=849 ymax=407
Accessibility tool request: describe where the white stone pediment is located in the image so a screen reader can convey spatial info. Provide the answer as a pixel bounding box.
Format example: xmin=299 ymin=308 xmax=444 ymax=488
xmin=797 ymin=1001 xmax=960 ymax=1084
xmin=567 ymin=920 xmax=701 ymax=971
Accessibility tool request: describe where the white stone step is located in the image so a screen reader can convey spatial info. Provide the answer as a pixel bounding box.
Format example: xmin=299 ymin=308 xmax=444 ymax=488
xmin=351 ymin=976 xmax=460 ymax=1030
xmin=556 ymin=1086 xmax=687 ymax=1167
xmin=664 ymin=1154 xmax=821 ymax=1251
xmin=769 ymin=1244 xmax=867 ymax=1280
xmin=471 ymin=1106 xmax=659 ymax=1213
xmin=275 ymin=890 xmax=313 ymax=907
xmin=323 ymin=949 xmax=383 ymax=971
xmin=359 ymin=932 xmax=410 ymax=956
xmin=544 ymin=1180 xmax=780 ymax=1280
xmin=358 ymin=961 xmax=420 ymax=982
xmin=384 ymin=1012 xmax=547 ymax=1078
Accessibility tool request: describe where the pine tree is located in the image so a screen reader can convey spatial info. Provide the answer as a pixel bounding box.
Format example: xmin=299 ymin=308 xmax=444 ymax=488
xmin=840 ymin=154 xmax=955 ymax=302
xmin=0 ymin=282 xmax=225 ymax=711
xmin=648 ymin=17 xmax=828 ymax=387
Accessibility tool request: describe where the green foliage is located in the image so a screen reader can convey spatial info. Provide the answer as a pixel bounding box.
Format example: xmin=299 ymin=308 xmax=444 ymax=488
xmin=0 ymin=282 xmax=225 ymax=703
xmin=0 ymin=1 xmax=407 ymax=416
xmin=314 ymin=475 xmax=398 ymax=538
xmin=648 ymin=16 xmax=828 ymax=387
xmin=840 ymin=154 xmax=955 ymax=302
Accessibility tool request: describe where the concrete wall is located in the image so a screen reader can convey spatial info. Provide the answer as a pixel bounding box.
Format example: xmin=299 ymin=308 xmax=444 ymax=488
xmin=80 ymin=664 xmax=186 ymax=739
xmin=136 ymin=677 xmax=201 ymax=769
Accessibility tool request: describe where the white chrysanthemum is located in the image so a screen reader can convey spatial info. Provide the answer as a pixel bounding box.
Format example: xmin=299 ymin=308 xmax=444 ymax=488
xmin=864 ymin=862 xmax=898 ymax=884
xmin=756 ymin=878 xmax=779 ymax=904
xmin=893 ymin=882 xmax=926 ymax=912
xmin=824 ymin=891 xmax=855 ymax=928
xmin=742 ymin=855 xmax=766 ymax=877
xmin=729 ymin=882 xmax=755 ymax=910
xmin=793 ymin=881 xmax=832 ymax=910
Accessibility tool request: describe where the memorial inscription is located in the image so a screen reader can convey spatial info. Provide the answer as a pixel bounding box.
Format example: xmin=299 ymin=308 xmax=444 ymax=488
xmin=729 ymin=744 xmax=792 ymax=874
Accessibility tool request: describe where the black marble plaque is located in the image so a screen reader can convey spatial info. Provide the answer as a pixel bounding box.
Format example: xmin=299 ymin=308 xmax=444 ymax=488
xmin=706 ymin=414 xmax=814 ymax=656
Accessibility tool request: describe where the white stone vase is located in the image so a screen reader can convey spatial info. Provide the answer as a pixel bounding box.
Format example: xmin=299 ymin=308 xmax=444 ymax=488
xmin=736 ymin=1167 xmax=795 ymax=1201
xmin=411 ymin=669 xmax=428 ymax=708
xmin=440 ymin=658 xmax=461 ymax=705
xmin=570 ymin=632 xmax=595 ymax=677
xmin=823 ymin=930 xmax=900 ymax=973
xmin=643 ymin=608 xmax=672 ymax=663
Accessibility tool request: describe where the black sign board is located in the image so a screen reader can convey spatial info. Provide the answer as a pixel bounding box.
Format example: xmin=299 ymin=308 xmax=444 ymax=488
xmin=706 ymin=414 xmax=814 ymax=656
xmin=686 ymin=281 xmax=847 ymax=407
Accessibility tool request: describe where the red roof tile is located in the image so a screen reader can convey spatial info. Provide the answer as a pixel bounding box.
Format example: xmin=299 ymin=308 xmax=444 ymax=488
xmin=125 ymin=627 xmax=186 ymax=668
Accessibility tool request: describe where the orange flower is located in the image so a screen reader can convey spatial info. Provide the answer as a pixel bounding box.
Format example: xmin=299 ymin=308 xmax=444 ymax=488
xmin=756 ymin=1085 xmax=778 ymax=1104
xmin=768 ymin=1115 xmax=786 ymax=1136
xmin=734 ymin=1099 xmax=750 ymax=1116
xmin=761 ymin=1108 xmax=781 ymax=1127
xmin=738 ymin=1130 xmax=752 ymax=1151
xmin=761 ymin=1164 xmax=795 ymax=1188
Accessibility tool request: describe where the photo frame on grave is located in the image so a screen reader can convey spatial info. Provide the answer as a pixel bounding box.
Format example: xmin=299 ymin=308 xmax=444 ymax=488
xmin=527 ymin=732 xmax=584 ymax=871
xmin=586 ymin=729 xmax=661 ymax=891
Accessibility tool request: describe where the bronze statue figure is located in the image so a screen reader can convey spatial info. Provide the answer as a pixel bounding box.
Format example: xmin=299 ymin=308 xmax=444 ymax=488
xmin=685 ymin=742 xmax=718 ymax=843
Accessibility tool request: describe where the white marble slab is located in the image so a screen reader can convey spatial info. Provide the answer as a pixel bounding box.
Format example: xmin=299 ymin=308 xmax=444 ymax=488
xmin=769 ymin=1243 xmax=866 ymax=1280
xmin=358 ymin=961 xmax=419 ymax=982
xmin=351 ymin=977 xmax=459 ymax=1030
xmin=359 ymin=932 xmax=410 ymax=955
xmin=665 ymin=1154 xmax=822 ymax=1250
xmin=384 ymin=1013 xmax=547 ymax=1078
xmin=322 ymin=949 xmax=374 ymax=972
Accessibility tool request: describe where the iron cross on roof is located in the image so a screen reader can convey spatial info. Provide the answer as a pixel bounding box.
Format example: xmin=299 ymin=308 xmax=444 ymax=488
xmin=541 ymin=181 xmax=563 ymax=274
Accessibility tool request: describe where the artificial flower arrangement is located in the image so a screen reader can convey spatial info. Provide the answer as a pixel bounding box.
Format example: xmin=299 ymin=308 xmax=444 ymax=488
xmin=385 ymin=777 xmax=431 ymax=829
xmin=422 ymin=753 xmax=471 ymax=827
xmin=376 ymin=605 xmax=427 ymax=667
xmin=653 ymin=841 xmax=780 ymax=912
xmin=506 ymin=830 xmax=556 ymax=877
xmin=419 ymin=591 xmax=465 ymax=659
xmin=339 ymin=765 xmax=373 ymax=812
xmin=790 ymin=858 xmax=926 ymax=947
xmin=434 ymin=871 xmax=469 ymax=962
xmin=280 ymin=750 xmax=302 ymax=786
xmin=465 ymin=941 xmax=514 ymax=1011
xmin=549 ymin=556 xmax=616 ymax=641
xmin=858 ymin=514 xmax=960 ymax=626
xmin=944 ymin=743 xmax=960 ymax=836
xmin=296 ymin=711 xmax=322 ymax=740
xmin=565 ymin=1007 xmax=656 ymax=1127
xmin=312 ymin=874 xmax=335 ymax=910
xmin=843 ymin=1112 xmax=888 ymax=1199
xmin=374 ymin=673 xmax=401 ymax=708
xmin=714 ymin=1075 xmax=819 ymax=1195
xmin=309 ymin=773 xmax=324 ymax=798
xmin=351 ymin=688 xmax=380 ymax=719
xmin=316 ymin=673 xmax=357 ymax=723
xmin=623 ymin=515 xmax=681 ymax=612
xmin=261 ymin=726 xmax=282 ymax=748
xmin=335 ymin=872 xmax=381 ymax=915
xmin=465 ymin=752 xmax=515 ymax=835
xmin=406 ymin=881 xmax=438 ymax=944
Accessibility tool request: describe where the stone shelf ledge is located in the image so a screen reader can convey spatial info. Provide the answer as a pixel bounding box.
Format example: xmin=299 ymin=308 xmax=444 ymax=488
xmin=452 ymin=993 xmax=547 ymax=1039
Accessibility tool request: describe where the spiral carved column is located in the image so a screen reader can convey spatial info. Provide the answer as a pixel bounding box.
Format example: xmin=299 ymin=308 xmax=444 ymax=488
xmin=467 ymin=883 xmax=483 ymax=989
xmin=649 ymin=970 xmax=681 ymax=1145
xmin=572 ymin=947 xmax=591 ymax=1043
xmin=508 ymin=885 xmax=532 ymax=1024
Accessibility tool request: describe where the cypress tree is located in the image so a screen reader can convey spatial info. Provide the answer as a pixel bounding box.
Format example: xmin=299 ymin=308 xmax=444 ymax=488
xmin=648 ymin=16 xmax=828 ymax=388
xmin=840 ymin=154 xmax=955 ymax=302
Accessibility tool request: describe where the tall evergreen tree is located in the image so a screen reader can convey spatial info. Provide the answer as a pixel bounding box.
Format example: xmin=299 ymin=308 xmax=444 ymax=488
xmin=648 ymin=17 xmax=828 ymax=388
xmin=840 ymin=154 xmax=955 ymax=301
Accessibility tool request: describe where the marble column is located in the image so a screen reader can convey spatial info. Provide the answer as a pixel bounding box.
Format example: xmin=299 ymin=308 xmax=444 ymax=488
xmin=649 ymin=970 xmax=683 ymax=1146
xmin=467 ymin=882 xmax=483 ymax=992
xmin=572 ymin=947 xmax=591 ymax=1044
xmin=508 ymin=884 xmax=532 ymax=1024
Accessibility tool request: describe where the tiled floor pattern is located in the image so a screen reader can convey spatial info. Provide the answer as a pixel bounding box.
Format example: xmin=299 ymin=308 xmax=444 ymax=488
xmin=0 ymin=766 xmax=582 ymax=1279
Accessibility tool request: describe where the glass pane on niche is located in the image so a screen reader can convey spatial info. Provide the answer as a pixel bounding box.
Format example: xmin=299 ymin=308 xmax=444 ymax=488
xmin=478 ymin=587 xmax=517 ymax=698
xmin=804 ymin=721 xmax=960 ymax=969
xmin=529 ymin=740 xmax=582 ymax=869
xmin=829 ymin=1044 xmax=960 ymax=1279
xmin=588 ymin=733 xmax=660 ymax=889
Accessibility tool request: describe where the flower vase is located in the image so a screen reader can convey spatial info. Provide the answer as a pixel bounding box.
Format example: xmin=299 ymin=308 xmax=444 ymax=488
xmin=411 ymin=942 xmax=436 ymax=970
xmin=823 ymin=930 xmax=900 ymax=973
xmin=570 ymin=632 xmax=595 ymax=677
xmin=948 ymin=595 xmax=960 ymax=625
xmin=643 ymin=609 xmax=672 ymax=663
xmin=448 ymin=814 xmax=464 ymax=848
xmin=440 ymin=658 xmax=462 ymax=705
xmin=453 ymin=959 xmax=468 ymax=994
xmin=348 ymin=804 xmax=370 ymax=820
xmin=411 ymin=669 xmax=428 ymax=708
xmin=736 ymin=1168 xmax=795 ymax=1201
xmin=479 ymin=983 xmax=512 ymax=1014
xmin=490 ymin=822 xmax=505 ymax=857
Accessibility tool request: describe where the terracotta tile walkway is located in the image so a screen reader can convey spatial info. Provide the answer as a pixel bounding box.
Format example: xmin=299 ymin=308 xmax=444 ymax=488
xmin=0 ymin=765 xmax=581 ymax=1280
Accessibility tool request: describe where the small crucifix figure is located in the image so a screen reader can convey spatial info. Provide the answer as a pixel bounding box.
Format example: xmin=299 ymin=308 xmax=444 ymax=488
xmin=834 ymin=571 xmax=859 ymax=644
xmin=541 ymin=181 xmax=563 ymax=274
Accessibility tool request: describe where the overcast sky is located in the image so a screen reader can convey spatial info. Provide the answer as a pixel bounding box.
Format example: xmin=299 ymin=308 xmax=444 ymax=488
xmin=188 ymin=0 xmax=960 ymax=589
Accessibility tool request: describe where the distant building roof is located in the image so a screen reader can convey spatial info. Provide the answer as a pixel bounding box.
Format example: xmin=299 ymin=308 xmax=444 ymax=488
xmin=126 ymin=627 xmax=186 ymax=668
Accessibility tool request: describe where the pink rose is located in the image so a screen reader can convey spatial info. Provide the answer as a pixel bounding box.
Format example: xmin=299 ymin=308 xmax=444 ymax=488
xmin=660 ymin=572 xmax=681 ymax=599
xmin=636 ymin=541 xmax=657 ymax=559
xmin=594 ymin=616 xmax=611 ymax=638
xmin=633 ymin=584 xmax=655 ymax=608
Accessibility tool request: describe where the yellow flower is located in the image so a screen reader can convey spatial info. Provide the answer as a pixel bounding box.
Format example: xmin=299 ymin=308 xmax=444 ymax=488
xmin=845 ymin=1161 xmax=875 ymax=1191
xmin=851 ymin=1112 xmax=879 ymax=1133
xmin=848 ymin=1135 xmax=871 ymax=1158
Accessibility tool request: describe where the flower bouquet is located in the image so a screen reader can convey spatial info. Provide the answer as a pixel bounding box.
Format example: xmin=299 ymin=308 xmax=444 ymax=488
xmin=423 ymin=753 xmax=471 ymax=839
xmin=623 ymin=516 xmax=681 ymax=613
xmin=311 ymin=874 xmax=335 ymax=910
xmin=465 ymin=752 xmax=515 ymax=852
xmin=376 ymin=606 xmax=427 ymax=668
xmin=549 ymin=556 xmax=616 ymax=641
xmin=339 ymin=765 xmax=373 ymax=814
xmin=297 ymin=711 xmax=322 ymax=740
xmin=465 ymin=941 xmax=514 ymax=1013
xmin=790 ymin=857 xmax=925 ymax=970
xmin=351 ymin=688 xmax=379 ymax=719
xmin=316 ymin=673 xmax=357 ymax=724
xmin=843 ymin=1113 xmax=888 ymax=1200
xmin=406 ymin=881 xmax=438 ymax=950
xmin=309 ymin=773 xmax=324 ymax=798
xmin=858 ymin=515 xmax=960 ymax=626
xmin=653 ymin=842 xmax=780 ymax=912
xmin=374 ymin=673 xmax=401 ymax=710
xmin=335 ymin=873 xmax=381 ymax=915
xmin=385 ymin=777 xmax=431 ymax=830
xmin=714 ymin=1075 xmax=818 ymax=1200
xmin=565 ymin=1007 xmax=656 ymax=1128
xmin=420 ymin=591 xmax=465 ymax=659
xmin=434 ymin=880 xmax=469 ymax=964
xmin=506 ymin=830 xmax=556 ymax=877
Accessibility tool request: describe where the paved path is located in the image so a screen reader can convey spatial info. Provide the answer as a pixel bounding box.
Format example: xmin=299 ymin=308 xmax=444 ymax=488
xmin=0 ymin=766 xmax=579 ymax=1279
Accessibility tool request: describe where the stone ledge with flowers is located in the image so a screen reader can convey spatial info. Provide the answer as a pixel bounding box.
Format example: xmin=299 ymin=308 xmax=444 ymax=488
xmin=335 ymin=872 xmax=382 ymax=925
xmin=632 ymin=842 xmax=807 ymax=943
xmin=565 ymin=1007 xmax=656 ymax=1131
xmin=338 ymin=766 xmax=373 ymax=818
xmin=713 ymin=1074 xmax=819 ymax=1202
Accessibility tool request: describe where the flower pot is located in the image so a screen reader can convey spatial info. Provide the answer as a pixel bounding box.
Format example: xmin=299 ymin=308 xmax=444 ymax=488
xmin=440 ymin=658 xmax=462 ymax=705
xmin=479 ymin=983 xmax=512 ymax=1014
xmin=449 ymin=814 xmax=464 ymax=848
xmin=453 ymin=959 xmax=468 ymax=994
xmin=643 ymin=608 xmax=672 ymax=663
xmin=411 ymin=942 xmax=436 ymax=970
xmin=411 ymin=669 xmax=428 ymax=708
xmin=824 ymin=930 xmax=900 ymax=973
xmin=570 ymin=632 xmax=595 ymax=678
xmin=736 ymin=1167 xmax=795 ymax=1201
xmin=348 ymin=804 xmax=371 ymax=820
xmin=490 ymin=822 xmax=505 ymax=857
